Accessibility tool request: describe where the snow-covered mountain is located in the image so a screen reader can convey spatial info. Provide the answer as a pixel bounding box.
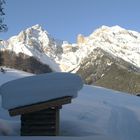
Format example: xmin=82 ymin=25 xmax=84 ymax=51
xmin=78 ymin=25 xmax=140 ymax=68
xmin=0 ymin=24 xmax=63 ymax=71
xmin=1 ymin=68 xmax=140 ymax=140
xmin=0 ymin=25 xmax=140 ymax=72
xmin=76 ymin=26 xmax=140 ymax=94
xmin=0 ymin=25 xmax=140 ymax=93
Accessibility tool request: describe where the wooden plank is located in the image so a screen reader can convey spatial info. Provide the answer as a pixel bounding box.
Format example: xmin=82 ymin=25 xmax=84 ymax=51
xmin=21 ymin=111 xmax=56 ymax=117
xmin=21 ymin=115 xmax=56 ymax=120
xmin=55 ymin=107 xmax=59 ymax=135
xmin=21 ymin=126 xmax=56 ymax=131
xmin=21 ymin=132 xmax=56 ymax=136
xmin=21 ymin=123 xmax=56 ymax=127
xmin=9 ymin=96 xmax=72 ymax=116
xmin=21 ymin=128 xmax=56 ymax=136
xmin=25 ymin=110 xmax=56 ymax=115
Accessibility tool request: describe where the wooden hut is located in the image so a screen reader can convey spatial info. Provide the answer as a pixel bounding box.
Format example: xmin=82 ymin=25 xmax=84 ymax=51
xmin=9 ymin=96 xmax=72 ymax=136
xmin=0 ymin=73 xmax=83 ymax=136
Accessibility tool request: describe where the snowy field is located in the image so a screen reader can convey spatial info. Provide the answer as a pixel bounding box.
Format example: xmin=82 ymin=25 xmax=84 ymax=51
xmin=0 ymin=68 xmax=140 ymax=140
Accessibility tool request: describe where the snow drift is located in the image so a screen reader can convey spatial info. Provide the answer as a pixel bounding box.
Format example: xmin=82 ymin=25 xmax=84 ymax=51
xmin=0 ymin=72 xmax=83 ymax=109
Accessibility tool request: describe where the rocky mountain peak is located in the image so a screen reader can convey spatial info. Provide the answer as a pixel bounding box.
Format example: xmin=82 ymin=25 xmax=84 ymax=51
xmin=30 ymin=24 xmax=43 ymax=30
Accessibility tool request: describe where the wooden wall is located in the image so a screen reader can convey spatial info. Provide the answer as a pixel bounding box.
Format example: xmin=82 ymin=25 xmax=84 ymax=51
xmin=21 ymin=107 xmax=60 ymax=136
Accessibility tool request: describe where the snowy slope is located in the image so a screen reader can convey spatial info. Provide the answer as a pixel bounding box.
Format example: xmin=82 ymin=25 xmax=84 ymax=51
xmin=0 ymin=67 xmax=33 ymax=86
xmin=0 ymin=25 xmax=140 ymax=72
xmin=62 ymin=86 xmax=140 ymax=139
xmin=1 ymin=69 xmax=140 ymax=140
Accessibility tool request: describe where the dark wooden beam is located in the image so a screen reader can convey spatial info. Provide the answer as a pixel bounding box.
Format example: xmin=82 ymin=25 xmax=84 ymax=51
xmin=55 ymin=108 xmax=59 ymax=135
xmin=9 ymin=96 xmax=72 ymax=116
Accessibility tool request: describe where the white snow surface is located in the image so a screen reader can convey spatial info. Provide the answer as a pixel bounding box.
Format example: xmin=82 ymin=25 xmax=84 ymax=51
xmin=1 ymin=68 xmax=140 ymax=140
xmin=0 ymin=25 xmax=140 ymax=72
xmin=0 ymin=72 xmax=83 ymax=109
xmin=0 ymin=67 xmax=33 ymax=86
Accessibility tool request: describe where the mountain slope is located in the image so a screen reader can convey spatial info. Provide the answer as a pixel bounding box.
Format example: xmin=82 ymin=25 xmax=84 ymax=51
xmin=77 ymin=48 xmax=140 ymax=94
xmin=0 ymin=51 xmax=53 ymax=74
xmin=76 ymin=26 xmax=140 ymax=94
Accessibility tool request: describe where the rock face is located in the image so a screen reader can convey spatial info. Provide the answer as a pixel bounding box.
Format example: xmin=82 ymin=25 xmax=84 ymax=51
xmin=77 ymin=34 xmax=85 ymax=44
xmin=0 ymin=25 xmax=140 ymax=94
xmin=77 ymin=48 xmax=140 ymax=94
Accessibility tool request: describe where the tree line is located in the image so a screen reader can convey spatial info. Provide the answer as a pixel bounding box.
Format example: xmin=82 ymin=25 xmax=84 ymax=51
xmin=0 ymin=50 xmax=52 ymax=74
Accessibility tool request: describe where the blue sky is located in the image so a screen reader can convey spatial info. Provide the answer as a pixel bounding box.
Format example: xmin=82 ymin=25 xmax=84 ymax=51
xmin=1 ymin=0 xmax=140 ymax=42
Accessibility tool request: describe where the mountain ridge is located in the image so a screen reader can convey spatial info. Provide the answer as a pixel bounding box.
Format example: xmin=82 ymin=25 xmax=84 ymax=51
xmin=1 ymin=24 xmax=140 ymax=72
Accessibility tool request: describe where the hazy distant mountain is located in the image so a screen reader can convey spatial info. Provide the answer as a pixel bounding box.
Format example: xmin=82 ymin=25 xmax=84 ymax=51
xmin=0 ymin=25 xmax=140 ymax=94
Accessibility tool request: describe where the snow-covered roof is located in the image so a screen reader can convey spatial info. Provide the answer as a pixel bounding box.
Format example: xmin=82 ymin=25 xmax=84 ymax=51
xmin=0 ymin=72 xmax=83 ymax=110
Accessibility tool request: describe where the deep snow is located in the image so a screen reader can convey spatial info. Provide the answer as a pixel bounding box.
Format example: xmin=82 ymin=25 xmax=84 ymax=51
xmin=0 ymin=72 xmax=83 ymax=109
xmin=0 ymin=68 xmax=140 ymax=140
